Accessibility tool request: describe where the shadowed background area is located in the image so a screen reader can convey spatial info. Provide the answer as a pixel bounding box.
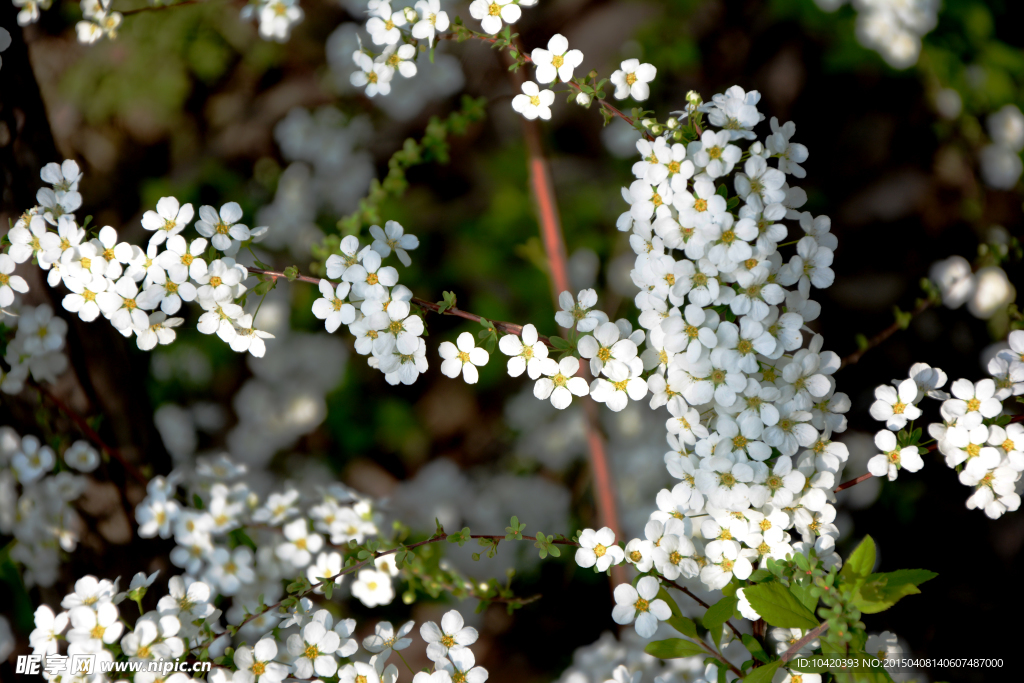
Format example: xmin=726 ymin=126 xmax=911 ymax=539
xmin=1 ymin=1 xmax=1023 ymax=682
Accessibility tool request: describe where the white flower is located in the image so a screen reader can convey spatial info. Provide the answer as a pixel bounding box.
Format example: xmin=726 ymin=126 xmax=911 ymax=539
xmin=498 ymin=324 xmax=549 ymax=378
xmin=512 ymin=81 xmax=555 ymax=121
xmin=64 ymin=440 xmax=99 ymax=472
xmin=340 ymin=662 xmax=383 ymax=683
xmin=344 ymin=249 xmax=398 ymax=301
xmin=865 ymin=631 xmax=903 ymax=660
xmin=206 ymin=545 xmax=255 ymax=596
xmin=142 ymin=197 xmax=194 ymax=246
xmin=869 ymin=378 xmax=922 ymax=430
xmin=578 ymin=321 xmax=638 ymax=377
xmin=370 ymin=221 xmax=419 ymax=266
xmin=436 ymin=648 xmax=489 ymax=683
xmin=67 ymin=602 xmax=123 ymax=652
xmin=531 ymin=34 xmax=583 ymax=84
xmin=195 ymin=259 xmax=245 ymax=303
xmin=700 ymin=540 xmax=753 ymax=589
xmin=944 ymin=378 xmax=1002 ymax=424
xmin=97 ymin=275 xmax=160 ymax=330
xmin=469 ymin=0 xmax=520 ymax=35
xmin=12 ymin=435 xmax=55 ymax=484
xmin=312 ymin=280 xmax=356 ymax=333
xmin=41 ymin=159 xmax=83 ymax=192
xmin=156 ymin=576 xmax=214 ymax=623
xmin=326 ymin=236 xmax=363 ymax=279
xmin=379 ymin=336 xmax=429 ymax=385
xmin=351 ymin=52 xmax=395 ymax=97
xmin=195 ymin=202 xmax=250 ymax=253
xmin=555 ymin=288 xmax=602 ymax=331
xmin=234 ymin=638 xmax=288 ymax=683
xmin=287 ymin=620 xmax=341 ymax=679
xmin=575 ymin=527 xmax=625 ymax=571
xmin=439 ymin=332 xmax=489 ymax=384
xmin=366 ymin=1 xmax=406 ymax=45
xmin=411 ymin=0 xmax=449 ymax=47
xmin=258 ymin=0 xmax=303 ymax=42
xmin=534 ymin=356 xmax=590 ymax=409
xmin=611 ymin=576 xmax=670 ymax=638
xmin=421 ymin=610 xmax=478 ymax=662
xmin=277 ymin=518 xmax=323 ymax=567
xmin=351 ymin=568 xmax=394 ymax=607
xmin=8 ymin=215 xmax=58 ymax=264
xmin=590 ymin=361 xmax=647 ymax=412
xmin=867 ymin=430 xmax=924 ymax=481
xmin=136 ymin=312 xmax=183 ymax=351
xmin=0 ymin=254 xmax=29 ymax=308
xmin=158 ymin=235 xmax=208 ymax=282
xmin=306 ymin=551 xmax=344 ymax=594
xmin=363 ymin=619 xmax=415 ymax=660
xmin=30 ymin=606 xmax=69 ymax=655
xmin=610 ymin=59 xmax=656 ymax=101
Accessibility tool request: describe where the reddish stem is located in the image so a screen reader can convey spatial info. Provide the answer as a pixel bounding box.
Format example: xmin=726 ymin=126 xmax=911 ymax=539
xmin=33 ymin=381 xmax=149 ymax=485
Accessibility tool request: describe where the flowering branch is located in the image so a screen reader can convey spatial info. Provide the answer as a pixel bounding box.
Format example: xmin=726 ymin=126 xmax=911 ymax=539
xmin=438 ymin=30 xmax=652 ymax=138
xmin=193 ymin=530 xmax=578 ymax=652
xmin=247 ymin=266 xmax=555 ymax=346
xmin=658 ymin=577 xmax=743 ymax=639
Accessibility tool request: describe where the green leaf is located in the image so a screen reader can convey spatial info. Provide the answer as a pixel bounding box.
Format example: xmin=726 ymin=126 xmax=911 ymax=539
xmin=854 ymin=569 xmax=938 ymax=614
xmin=741 ymin=660 xmax=781 ymax=683
xmin=789 ymin=583 xmax=818 ymax=613
xmin=447 ymin=527 xmax=472 ymax=547
xmin=841 ymin=535 xmax=876 ymax=583
xmin=321 ymin=577 xmax=334 ymax=600
xmin=283 ymin=266 xmax=299 ymax=281
xmin=253 ymin=278 xmax=277 ymax=296
xmin=742 ymin=582 xmax=819 ymax=629
xmin=643 ymin=638 xmax=706 ymax=660
xmin=703 ymin=595 xmax=738 ymax=632
xmin=741 ymin=635 xmax=769 ymax=664
xmin=437 ymin=291 xmax=457 ymax=313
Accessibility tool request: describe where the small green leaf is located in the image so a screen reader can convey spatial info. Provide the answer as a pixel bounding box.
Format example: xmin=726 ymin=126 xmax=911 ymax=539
xmin=741 ymin=634 xmax=769 ymax=663
xmin=841 ymin=535 xmax=876 ymax=583
xmin=703 ymin=595 xmax=738 ymax=632
xmin=742 ymin=582 xmax=819 ymax=629
xmin=643 ymin=638 xmax=705 ymax=660
xmin=741 ymin=660 xmax=781 ymax=683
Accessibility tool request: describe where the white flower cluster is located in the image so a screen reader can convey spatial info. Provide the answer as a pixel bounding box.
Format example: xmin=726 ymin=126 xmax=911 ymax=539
xmin=979 ymin=103 xmax=1024 ymax=190
xmin=315 ymin=222 xmax=430 ymax=385
xmin=0 ymin=304 xmax=69 ymax=394
xmin=815 ymin=0 xmax=939 ymax=69
xmin=540 ymin=86 xmax=858 ymax=634
xmin=928 ymin=254 xmax=1015 ymax=320
xmin=0 ymin=427 xmax=97 ymax=588
xmin=76 ymin=0 xmax=122 ymax=44
xmin=131 ymin=456 xmax=401 ymax=613
xmin=924 ymin=336 xmax=1024 ymax=518
xmin=29 ymin=568 xmax=485 ymax=683
xmin=4 ymin=162 xmax=282 ymax=356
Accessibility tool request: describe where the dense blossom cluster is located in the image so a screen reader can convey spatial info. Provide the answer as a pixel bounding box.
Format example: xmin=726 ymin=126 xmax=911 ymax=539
xmin=24 ymin=559 xmax=487 ymax=683
xmin=0 ymin=427 xmax=97 ymax=588
xmin=3 ymin=161 xmax=282 ymax=359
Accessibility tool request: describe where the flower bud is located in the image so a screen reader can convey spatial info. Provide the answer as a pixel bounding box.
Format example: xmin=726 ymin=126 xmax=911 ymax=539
xmin=576 ymin=92 xmax=592 ymax=106
xmin=403 ymin=6 xmax=417 ymax=22
xmin=686 ymin=90 xmax=703 ymax=107
xmin=666 ymin=117 xmax=679 ymax=129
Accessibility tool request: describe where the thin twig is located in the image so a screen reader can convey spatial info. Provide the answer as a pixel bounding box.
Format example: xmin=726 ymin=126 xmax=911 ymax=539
xmin=659 ymin=577 xmax=743 ymax=640
xmin=33 ymin=381 xmax=149 ymax=485
xmin=840 ymin=299 xmax=931 ymax=369
xmin=438 ymin=31 xmax=652 ymax=138
xmin=246 ymin=266 xmax=555 ymax=347
xmin=780 ymin=621 xmax=830 ymax=663
xmin=120 ymin=0 xmax=206 ymax=16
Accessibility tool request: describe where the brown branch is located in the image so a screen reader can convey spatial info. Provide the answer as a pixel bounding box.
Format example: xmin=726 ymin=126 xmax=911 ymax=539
xmin=120 ymin=0 xmax=207 ymax=16
xmin=840 ymin=299 xmax=931 ymax=370
xmin=246 ymin=266 xmax=555 ymax=347
xmin=33 ymin=381 xmax=149 ymax=485
xmin=780 ymin=621 xmax=829 ymax=663
xmin=659 ymin=577 xmax=743 ymax=640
